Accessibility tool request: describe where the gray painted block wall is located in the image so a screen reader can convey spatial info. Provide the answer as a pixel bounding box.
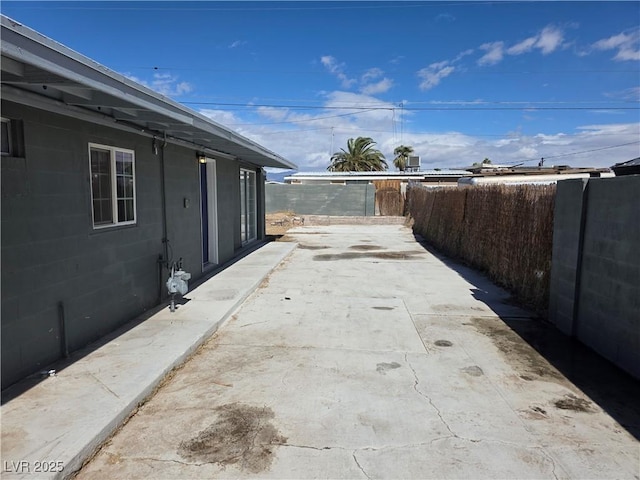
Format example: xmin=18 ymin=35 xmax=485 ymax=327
xmin=266 ymin=184 xmax=376 ymax=216
xmin=548 ymin=179 xmax=588 ymax=335
xmin=0 ymin=100 xmax=251 ymax=389
xmin=549 ymin=176 xmax=640 ymax=379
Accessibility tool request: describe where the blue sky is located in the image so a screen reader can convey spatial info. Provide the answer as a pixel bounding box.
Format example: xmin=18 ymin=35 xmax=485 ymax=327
xmin=2 ymin=1 xmax=639 ymax=173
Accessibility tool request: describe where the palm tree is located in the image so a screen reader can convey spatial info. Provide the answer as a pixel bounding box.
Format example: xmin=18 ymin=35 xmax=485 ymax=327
xmin=393 ymin=145 xmax=414 ymax=171
xmin=327 ymin=137 xmax=388 ymax=172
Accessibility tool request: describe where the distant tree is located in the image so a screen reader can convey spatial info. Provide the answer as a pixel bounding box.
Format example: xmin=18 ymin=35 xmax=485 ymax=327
xmin=393 ymin=145 xmax=414 ymax=171
xmin=327 ymin=137 xmax=388 ymax=172
xmin=472 ymin=157 xmax=493 ymax=167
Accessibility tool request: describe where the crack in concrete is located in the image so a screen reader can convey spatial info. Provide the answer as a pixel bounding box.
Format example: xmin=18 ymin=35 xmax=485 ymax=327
xmin=280 ymin=443 xmax=334 ymax=451
xmin=352 ymin=451 xmax=372 ymax=479
xmin=536 ymin=447 xmax=561 ymax=480
xmin=239 ymin=321 xmax=269 ymax=328
xmin=137 ymin=457 xmax=210 ymax=467
xmin=404 ymin=353 xmax=472 ymax=441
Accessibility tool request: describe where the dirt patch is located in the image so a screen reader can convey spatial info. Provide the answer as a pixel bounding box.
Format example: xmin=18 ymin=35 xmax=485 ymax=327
xmin=349 ymin=244 xmax=385 ymax=251
xmin=472 ymin=318 xmax=563 ymax=382
xmin=266 ymin=212 xmax=304 ymax=236
xmin=554 ymin=394 xmax=595 ymax=413
xmin=434 ymin=340 xmax=453 ymax=347
xmin=313 ymin=250 xmax=421 ymax=261
xmin=178 ymin=403 xmax=287 ymax=473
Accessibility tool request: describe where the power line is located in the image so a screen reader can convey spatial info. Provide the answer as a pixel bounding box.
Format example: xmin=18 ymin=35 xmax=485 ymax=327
xmin=540 ymin=141 xmax=640 ymax=160
xmin=186 ymin=101 xmax=639 ymax=112
xmin=8 ymin=2 xmax=532 ymax=12
xmin=504 ymin=140 xmax=640 ymax=164
xmin=227 ymin=108 xmax=383 ymax=126
xmin=114 ymin=65 xmax=640 ymax=76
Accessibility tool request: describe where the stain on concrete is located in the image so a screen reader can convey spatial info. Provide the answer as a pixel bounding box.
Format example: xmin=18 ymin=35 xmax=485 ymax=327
xmin=519 ymin=406 xmax=548 ymax=420
xmin=209 ymin=289 xmax=239 ymax=301
xmin=376 ymin=362 xmax=401 ymax=374
xmin=313 ymin=251 xmax=421 ymax=261
xmin=178 ymin=403 xmax=287 ymax=473
xmin=349 ymin=244 xmax=384 ymax=251
xmin=434 ymin=340 xmax=453 ymax=347
xmin=531 ymin=406 xmax=547 ymax=415
xmin=554 ymin=394 xmax=595 ymax=413
xmin=297 ymin=244 xmax=329 ymax=250
xmin=372 ymin=306 xmax=395 ymax=311
xmin=472 ymin=318 xmax=563 ymax=381
xmin=461 ymin=365 xmax=484 ymax=376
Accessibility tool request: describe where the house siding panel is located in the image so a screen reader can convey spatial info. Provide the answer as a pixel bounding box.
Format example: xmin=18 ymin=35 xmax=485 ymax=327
xmin=1 ymin=100 xmax=241 ymax=388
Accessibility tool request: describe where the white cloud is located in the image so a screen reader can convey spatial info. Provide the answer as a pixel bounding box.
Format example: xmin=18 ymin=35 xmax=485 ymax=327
xmin=321 ymin=58 xmax=393 ymax=95
xmin=256 ymin=106 xmax=290 ymax=121
xmin=592 ymin=28 xmax=640 ymax=61
xmin=503 ymin=25 xmax=566 ymax=57
xmin=228 ymin=40 xmax=247 ymax=49
xmin=320 ymin=55 xmax=357 ymax=88
xmin=123 ymin=72 xmax=193 ymax=97
xmin=478 ymin=42 xmax=504 ymax=66
xmin=536 ymin=26 xmax=564 ymax=54
xmin=361 ymin=68 xmax=383 ymax=82
xmin=454 ymin=49 xmax=475 ymax=62
xmin=199 ymin=109 xmax=242 ymax=126
xmin=507 ymin=36 xmax=538 ymax=55
xmin=361 ymin=78 xmax=393 ymax=95
xmin=418 ymin=62 xmax=455 ymax=90
xmin=202 ymin=93 xmax=639 ymax=173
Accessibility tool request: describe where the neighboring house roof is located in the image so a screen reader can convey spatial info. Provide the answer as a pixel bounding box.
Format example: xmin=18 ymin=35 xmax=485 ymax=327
xmin=285 ymin=170 xmax=471 ymax=181
xmin=611 ymin=157 xmax=640 ymax=176
xmin=0 ymin=15 xmax=296 ymax=170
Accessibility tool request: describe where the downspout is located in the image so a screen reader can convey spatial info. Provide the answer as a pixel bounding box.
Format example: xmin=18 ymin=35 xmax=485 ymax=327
xmin=57 ymin=301 xmax=69 ymax=358
xmin=157 ymin=134 xmax=170 ymax=303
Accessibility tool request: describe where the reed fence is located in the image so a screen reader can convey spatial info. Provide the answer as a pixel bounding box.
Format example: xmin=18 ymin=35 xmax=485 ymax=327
xmin=407 ymin=184 xmax=556 ymax=316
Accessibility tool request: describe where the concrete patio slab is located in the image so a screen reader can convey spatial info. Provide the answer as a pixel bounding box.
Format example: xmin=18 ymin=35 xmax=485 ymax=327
xmin=4 ymin=224 xmax=639 ymax=480
xmin=73 ymin=224 xmax=639 ymax=480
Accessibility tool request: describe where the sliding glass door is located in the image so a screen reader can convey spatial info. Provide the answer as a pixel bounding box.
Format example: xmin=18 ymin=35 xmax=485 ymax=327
xmin=240 ymin=169 xmax=257 ymax=245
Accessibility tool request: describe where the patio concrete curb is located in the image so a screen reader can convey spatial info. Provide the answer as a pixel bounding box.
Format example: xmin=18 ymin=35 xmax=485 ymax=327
xmin=0 ymin=241 xmax=297 ymax=480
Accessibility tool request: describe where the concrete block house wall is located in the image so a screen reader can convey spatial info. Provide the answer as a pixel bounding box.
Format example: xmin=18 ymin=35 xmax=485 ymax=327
xmin=1 ymin=16 xmax=293 ymax=389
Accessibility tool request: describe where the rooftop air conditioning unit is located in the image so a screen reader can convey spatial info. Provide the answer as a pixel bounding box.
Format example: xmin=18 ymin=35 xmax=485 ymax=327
xmin=407 ymin=156 xmax=420 ymax=168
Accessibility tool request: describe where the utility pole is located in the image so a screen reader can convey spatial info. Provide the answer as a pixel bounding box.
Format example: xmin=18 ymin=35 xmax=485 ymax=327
xmin=330 ymin=126 xmax=334 ymax=156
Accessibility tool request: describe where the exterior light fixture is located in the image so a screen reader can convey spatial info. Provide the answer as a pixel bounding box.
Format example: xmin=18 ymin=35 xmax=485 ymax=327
xmin=198 ymin=155 xmax=207 ymax=164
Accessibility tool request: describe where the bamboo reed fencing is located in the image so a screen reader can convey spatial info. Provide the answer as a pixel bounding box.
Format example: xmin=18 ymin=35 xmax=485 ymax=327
xmin=407 ymin=184 xmax=556 ymax=316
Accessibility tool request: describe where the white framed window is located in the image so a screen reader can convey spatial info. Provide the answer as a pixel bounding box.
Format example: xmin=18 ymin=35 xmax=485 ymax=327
xmin=89 ymin=143 xmax=136 ymax=228
xmin=1 ymin=118 xmax=12 ymax=156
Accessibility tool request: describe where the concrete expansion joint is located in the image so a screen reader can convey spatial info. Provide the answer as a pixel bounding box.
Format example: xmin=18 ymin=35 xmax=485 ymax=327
xmin=89 ymin=372 xmax=120 ymax=399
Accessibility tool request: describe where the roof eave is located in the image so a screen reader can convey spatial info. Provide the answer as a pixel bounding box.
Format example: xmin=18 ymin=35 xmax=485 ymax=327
xmin=0 ymin=15 xmax=296 ymax=170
